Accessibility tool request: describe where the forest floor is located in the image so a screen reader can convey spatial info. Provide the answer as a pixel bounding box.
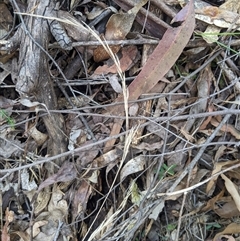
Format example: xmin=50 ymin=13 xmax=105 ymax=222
xmin=1 ymin=0 xmax=240 ymax=240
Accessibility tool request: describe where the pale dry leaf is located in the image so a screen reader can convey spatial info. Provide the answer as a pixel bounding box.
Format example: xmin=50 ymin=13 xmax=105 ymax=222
xmin=48 ymin=185 xmax=68 ymax=215
xmin=201 ymin=0 xmax=239 ymax=43
xmin=86 ymin=6 xmax=105 ymax=20
xmin=68 ymin=129 xmax=81 ymax=151
xmin=206 ymin=162 xmax=222 ymax=195
xmin=221 ymin=174 xmax=240 ymax=212
xmin=149 ymin=201 xmax=165 ymax=220
xmin=184 ymin=65 xmax=212 ymax=133
xmin=214 ymin=145 xmax=226 ymax=161
xmin=19 ymin=98 xmax=41 ymax=107
xmin=92 ymin=148 xmax=122 ymax=168
xmin=101 ymin=207 xmax=114 ymax=235
xmin=129 ymin=103 xmax=139 ymax=116
xmin=15 ymin=231 xmax=29 ymax=241
xmin=19 ymin=98 xmax=49 ymax=114
xmin=26 ymin=220 xmax=48 ymax=238
xmin=21 ymin=169 xmax=38 ymax=191
xmin=34 ymin=187 xmax=51 ymax=215
xmin=108 ymin=74 xmax=122 ymax=93
xmin=27 ymin=125 xmax=48 ymax=146
xmin=88 ymin=170 xmax=99 ymax=183
xmin=59 ymin=10 xmax=95 ymax=42
xmin=201 ymin=190 xmax=224 ymax=213
xmin=106 ymin=0 xmax=147 ymax=40
xmin=120 ymin=156 xmax=145 ymax=181
xmin=211 ymin=117 xmax=240 ymax=139
xmin=195 ymin=6 xmax=240 ymax=30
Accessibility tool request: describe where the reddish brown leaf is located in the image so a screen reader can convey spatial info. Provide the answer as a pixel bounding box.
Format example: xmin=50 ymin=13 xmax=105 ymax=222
xmin=109 ymin=0 xmax=195 ymax=115
xmin=93 ymin=45 xmax=138 ymax=75
xmin=105 ymin=0 xmax=195 ymax=150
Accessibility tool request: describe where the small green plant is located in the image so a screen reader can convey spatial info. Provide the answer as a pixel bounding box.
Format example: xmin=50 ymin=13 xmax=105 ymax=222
xmin=166 ymin=223 xmax=177 ymax=232
xmin=158 ymin=164 xmax=177 ymax=180
xmin=195 ymin=31 xmax=240 ymax=55
xmin=0 ymin=109 xmax=15 ymax=127
xmin=206 ymin=222 xmax=221 ymax=231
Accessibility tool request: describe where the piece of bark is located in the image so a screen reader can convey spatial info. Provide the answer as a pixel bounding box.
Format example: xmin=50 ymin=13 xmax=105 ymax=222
xmin=8 ymin=0 xmax=69 ymax=167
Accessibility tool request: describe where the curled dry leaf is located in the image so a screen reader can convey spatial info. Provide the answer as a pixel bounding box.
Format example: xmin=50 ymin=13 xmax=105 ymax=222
xmin=26 ymin=124 xmax=48 ymax=146
xmin=195 ymin=6 xmax=240 ymax=30
xmin=221 ymin=174 xmax=240 ymax=212
xmin=120 ymin=156 xmax=145 ymax=181
xmin=149 ymin=201 xmax=165 ymax=220
xmin=215 ymin=198 xmax=240 ymax=218
xmin=68 ymin=129 xmax=81 ymax=151
xmin=206 ymin=162 xmax=222 ymax=195
xmin=215 ymin=235 xmax=235 ymax=241
xmin=213 ymin=223 xmax=240 ymax=241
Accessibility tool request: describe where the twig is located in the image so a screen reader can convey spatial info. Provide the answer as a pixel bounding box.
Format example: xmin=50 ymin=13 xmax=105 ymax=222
xmin=71 ymin=38 xmax=159 ymax=47
xmin=167 ymin=99 xmax=239 ymax=193
xmin=53 ymin=221 xmax=63 ymax=241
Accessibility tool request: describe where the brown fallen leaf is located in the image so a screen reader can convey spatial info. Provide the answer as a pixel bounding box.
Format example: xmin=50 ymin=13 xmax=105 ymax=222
xmin=213 ymin=223 xmax=240 ymax=241
xmin=72 ymin=180 xmax=92 ymax=221
xmin=37 ymin=161 xmax=77 ymax=193
xmin=206 ymin=160 xmax=240 ymax=195
xmin=210 ymin=117 xmax=240 ymax=139
xmin=93 ymin=0 xmax=148 ymax=62
xmin=93 ymin=45 xmax=138 ymax=76
xmin=104 ymin=0 xmax=195 ymax=151
xmin=214 ymin=198 xmax=240 ymax=218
